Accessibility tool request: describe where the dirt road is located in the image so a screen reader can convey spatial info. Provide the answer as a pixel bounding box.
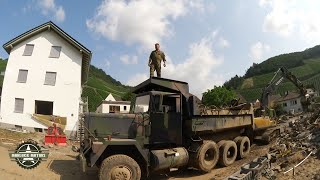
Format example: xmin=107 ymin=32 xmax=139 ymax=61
xmin=0 ymin=141 xmax=271 ymax=180
xmin=1 ymin=128 xmax=318 ymax=180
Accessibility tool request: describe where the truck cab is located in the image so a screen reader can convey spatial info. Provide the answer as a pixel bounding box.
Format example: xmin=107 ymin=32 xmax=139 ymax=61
xmin=133 ymin=91 xmax=183 ymax=146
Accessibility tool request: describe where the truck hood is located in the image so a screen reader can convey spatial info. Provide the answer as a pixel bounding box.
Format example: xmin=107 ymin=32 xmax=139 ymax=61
xmin=83 ymin=112 xmax=138 ymax=138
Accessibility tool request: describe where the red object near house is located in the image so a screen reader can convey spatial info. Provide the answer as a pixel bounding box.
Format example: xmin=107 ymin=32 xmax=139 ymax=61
xmin=44 ymin=123 xmax=67 ymax=146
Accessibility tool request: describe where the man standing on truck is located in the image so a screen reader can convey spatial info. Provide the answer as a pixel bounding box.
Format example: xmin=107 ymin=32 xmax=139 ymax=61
xmin=148 ymin=43 xmax=166 ymax=78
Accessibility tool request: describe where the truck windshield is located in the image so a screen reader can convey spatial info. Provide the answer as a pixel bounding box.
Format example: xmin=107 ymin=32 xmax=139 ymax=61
xmin=134 ymin=95 xmax=150 ymax=113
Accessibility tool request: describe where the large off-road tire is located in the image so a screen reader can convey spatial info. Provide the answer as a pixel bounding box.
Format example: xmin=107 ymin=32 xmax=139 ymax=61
xmin=99 ymin=154 xmax=141 ymax=180
xmin=233 ymin=136 xmax=242 ymax=145
xmin=218 ymin=140 xmax=237 ymax=167
xmin=235 ymin=136 xmax=250 ymax=159
xmin=217 ymin=140 xmax=226 ymax=148
xmin=193 ymin=141 xmax=219 ymax=172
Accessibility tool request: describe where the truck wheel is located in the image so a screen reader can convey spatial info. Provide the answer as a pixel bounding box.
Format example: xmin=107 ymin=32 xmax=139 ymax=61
xmin=233 ymin=136 xmax=241 ymax=145
xmin=99 ymin=154 xmax=141 ymax=180
xmin=236 ymin=136 xmax=250 ymax=159
xmin=218 ymin=141 xmax=237 ymax=167
xmin=217 ymin=140 xmax=226 ymax=148
xmin=195 ymin=141 xmax=219 ymax=172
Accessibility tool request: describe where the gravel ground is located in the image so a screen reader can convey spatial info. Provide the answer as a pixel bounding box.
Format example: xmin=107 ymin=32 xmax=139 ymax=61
xmin=0 ymin=128 xmax=318 ymax=180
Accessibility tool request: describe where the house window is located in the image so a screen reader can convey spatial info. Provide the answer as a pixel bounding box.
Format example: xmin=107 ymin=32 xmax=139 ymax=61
xmin=17 ymin=69 xmax=28 ymax=83
xmin=23 ymin=44 xmax=34 ymax=56
xmin=124 ymin=106 xmax=127 ymax=111
xmin=109 ymin=105 xmax=120 ymax=113
xmin=49 ymin=46 xmax=62 ymax=58
xmin=15 ymin=125 xmax=22 ymax=130
xmin=14 ymin=98 xmax=24 ymax=113
xmin=44 ymin=72 xmax=57 ymax=86
xmin=283 ymin=102 xmax=287 ymax=107
xmin=34 ymin=128 xmax=43 ymax=133
xmin=290 ymin=100 xmax=297 ymax=105
xmin=35 ymin=100 xmax=53 ymax=115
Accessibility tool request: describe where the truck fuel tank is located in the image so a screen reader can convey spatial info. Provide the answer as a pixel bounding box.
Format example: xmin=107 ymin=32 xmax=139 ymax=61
xmin=151 ymin=147 xmax=189 ymax=172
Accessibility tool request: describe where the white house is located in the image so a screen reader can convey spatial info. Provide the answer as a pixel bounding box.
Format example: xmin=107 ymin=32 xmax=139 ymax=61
xmin=276 ymin=92 xmax=303 ymax=114
xmin=0 ymin=21 xmax=91 ymax=135
xmin=96 ymin=93 xmax=131 ymax=114
xmin=306 ymin=88 xmax=318 ymax=97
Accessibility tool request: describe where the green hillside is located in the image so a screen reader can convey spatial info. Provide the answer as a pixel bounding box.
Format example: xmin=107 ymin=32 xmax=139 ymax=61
xmin=224 ymin=45 xmax=320 ymax=102
xmin=0 ymin=59 xmax=130 ymax=112
xmin=0 ymin=59 xmax=7 ymax=86
xmin=82 ymin=65 xmax=131 ymax=112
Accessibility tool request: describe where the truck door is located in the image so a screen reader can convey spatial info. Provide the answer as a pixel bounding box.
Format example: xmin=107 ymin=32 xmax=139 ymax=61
xmin=163 ymin=94 xmax=182 ymax=145
xmin=149 ymin=94 xmax=182 ymax=145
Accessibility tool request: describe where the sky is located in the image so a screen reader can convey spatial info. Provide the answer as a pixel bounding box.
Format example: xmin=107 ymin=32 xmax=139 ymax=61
xmin=1 ymin=0 xmax=320 ymax=97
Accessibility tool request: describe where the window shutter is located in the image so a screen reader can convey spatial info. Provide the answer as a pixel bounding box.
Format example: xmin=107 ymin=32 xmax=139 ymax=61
xmin=49 ymin=46 xmax=62 ymax=58
xmin=44 ymin=72 xmax=57 ymax=86
xmin=15 ymin=98 xmax=24 ymax=113
xmin=17 ymin=70 xmax=28 ymax=83
xmin=23 ymin=44 xmax=34 ymax=56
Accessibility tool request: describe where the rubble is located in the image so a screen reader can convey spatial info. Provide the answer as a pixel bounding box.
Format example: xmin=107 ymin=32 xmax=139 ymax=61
xmin=72 ymin=145 xmax=80 ymax=152
xmin=227 ymin=109 xmax=320 ymax=179
xmin=267 ymin=109 xmax=320 ymax=177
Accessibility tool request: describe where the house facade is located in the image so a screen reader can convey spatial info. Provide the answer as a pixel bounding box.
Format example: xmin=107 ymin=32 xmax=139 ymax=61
xmin=96 ymin=93 xmax=131 ymax=114
xmin=0 ymin=21 xmax=91 ymax=135
xmin=306 ymin=88 xmax=318 ymax=97
xmin=276 ymin=92 xmax=303 ymax=114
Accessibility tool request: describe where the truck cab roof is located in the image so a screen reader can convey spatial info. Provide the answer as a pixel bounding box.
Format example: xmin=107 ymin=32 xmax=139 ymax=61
xmin=133 ymin=77 xmax=190 ymax=98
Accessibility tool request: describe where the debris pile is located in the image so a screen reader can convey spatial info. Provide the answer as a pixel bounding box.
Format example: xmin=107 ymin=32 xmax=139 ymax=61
xmin=267 ymin=109 xmax=320 ymax=177
xmin=227 ymin=110 xmax=320 ymax=179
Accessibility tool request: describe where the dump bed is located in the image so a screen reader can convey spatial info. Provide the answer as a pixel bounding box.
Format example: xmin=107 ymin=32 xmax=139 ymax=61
xmin=187 ymin=103 xmax=254 ymax=133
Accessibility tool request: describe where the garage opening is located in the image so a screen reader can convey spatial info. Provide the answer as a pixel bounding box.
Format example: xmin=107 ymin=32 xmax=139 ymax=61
xmin=35 ymin=100 xmax=53 ymax=115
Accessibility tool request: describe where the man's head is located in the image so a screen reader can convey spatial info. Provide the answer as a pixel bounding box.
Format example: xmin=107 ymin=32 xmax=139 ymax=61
xmin=155 ymin=43 xmax=160 ymax=50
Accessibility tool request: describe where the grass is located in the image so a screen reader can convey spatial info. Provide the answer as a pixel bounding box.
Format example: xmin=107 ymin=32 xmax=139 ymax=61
xmin=82 ymin=87 xmax=104 ymax=112
xmin=0 ymin=60 xmax=7 ymax=87
xmin=240 ymin=78 xmax=254 ymax=89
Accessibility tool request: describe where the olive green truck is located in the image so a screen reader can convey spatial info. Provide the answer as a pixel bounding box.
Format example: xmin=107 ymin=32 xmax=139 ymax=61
xmin=79 ymin=77 xmax=255 ymax=180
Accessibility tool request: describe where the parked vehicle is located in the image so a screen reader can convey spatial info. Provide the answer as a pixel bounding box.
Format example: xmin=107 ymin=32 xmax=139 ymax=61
xmin=80 ymin=77 xmax=255 ymax=180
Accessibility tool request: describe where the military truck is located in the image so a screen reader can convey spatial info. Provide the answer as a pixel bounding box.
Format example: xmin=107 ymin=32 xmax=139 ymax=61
xmin=79 ymin=77 xmax=255 ymax=180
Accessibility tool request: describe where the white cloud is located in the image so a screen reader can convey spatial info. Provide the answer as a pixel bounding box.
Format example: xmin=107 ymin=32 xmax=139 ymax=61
xmin=120 ymin=55 xmax=138 ymax=65
xmin=259 ymin=0 xmax=320 ymax=44
xmin=55 ymin=6 xmax=65 ymax=22
xmin=37 ymin=0 xmax=65 ymax=22
xmin=161 ymin=31 xmax=224 ymax=97
xmin=86 ymin=0 xmax=205 ymax=49
xmin=126 ymin=73 xmax=148 ymax=86
xmin=126 ymin=31 xmax=226 ymax=97
xmin=218 ymin=37 xmax=230 ymax=48
xmin=249 ymin=42 xmax=271 ymax=63
xmin=104 ymin=59 xmax=111 ymax=69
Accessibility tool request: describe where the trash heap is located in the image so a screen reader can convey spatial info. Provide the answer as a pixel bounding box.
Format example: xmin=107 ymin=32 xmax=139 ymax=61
xmin=270 ymin=110 xmax=320 ymax=157
xmin=267 ymin=109 xmax=320 ymax=176
xmin=227 ymin=110 xmax=320 ymax=180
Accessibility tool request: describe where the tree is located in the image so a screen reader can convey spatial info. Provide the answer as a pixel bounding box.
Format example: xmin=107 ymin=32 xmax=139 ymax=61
xmin=121 ymin=91 xmax=135 ymax=101
xmin=202 ymin=86 xmax=237 ymax=107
